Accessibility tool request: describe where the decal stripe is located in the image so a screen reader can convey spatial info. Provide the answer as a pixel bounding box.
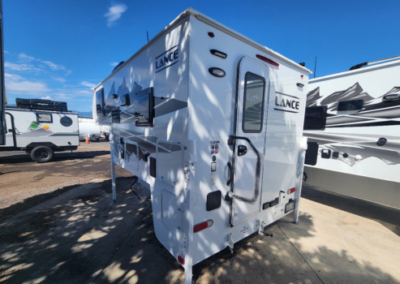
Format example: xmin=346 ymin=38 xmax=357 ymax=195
xmin=274 ymin=108 xmax=299 ymax=113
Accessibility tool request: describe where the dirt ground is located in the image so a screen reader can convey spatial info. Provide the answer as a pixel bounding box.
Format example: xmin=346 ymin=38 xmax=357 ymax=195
xmin=1 ymin=142 xmax=400 ymax=284
xmin=0 ymin=141 xmax=130 ymax=223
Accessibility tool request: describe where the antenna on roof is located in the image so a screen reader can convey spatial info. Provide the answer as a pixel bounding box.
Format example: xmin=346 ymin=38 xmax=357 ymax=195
xmin=314 ymin=56 xmax=317 ymax=78
xmin=146 ymin=31 xmax=149 ymax=43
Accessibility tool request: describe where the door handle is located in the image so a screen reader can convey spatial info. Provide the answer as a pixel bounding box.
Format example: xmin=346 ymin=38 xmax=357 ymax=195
xmin=238 ymin=145 xmax=247 ymax=156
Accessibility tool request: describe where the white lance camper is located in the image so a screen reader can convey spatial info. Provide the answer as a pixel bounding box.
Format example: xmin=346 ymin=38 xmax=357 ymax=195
xmin=94 ymin=8 xmax=314 ymax=283
xmin=304 ymin=55 xmax=400 ymax=209
xmin=1 ymin=98 xmax=79 ymax=162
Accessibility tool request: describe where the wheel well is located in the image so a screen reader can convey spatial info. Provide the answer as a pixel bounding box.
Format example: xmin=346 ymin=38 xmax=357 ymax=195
xmin=25 ymin=142 xmax=56 ymax=152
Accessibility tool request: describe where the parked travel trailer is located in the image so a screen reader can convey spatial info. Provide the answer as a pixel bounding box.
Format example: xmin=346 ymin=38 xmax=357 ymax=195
xmin=304 ymin=56 xmax=400 ymax=209
xmin=94 ymin=8 xmax=312 ymax=283
xmin=78 ymin=116 xmax=102 ymax=141
xmin=1 ymin=98 xmax=79 ymax=162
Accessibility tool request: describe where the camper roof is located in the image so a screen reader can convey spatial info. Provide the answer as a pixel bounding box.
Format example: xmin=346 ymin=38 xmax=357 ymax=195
xmin=310 ymin=56 xmax=400 ymax=84
xmin=95 ymin=7 xmax=311 ymax=88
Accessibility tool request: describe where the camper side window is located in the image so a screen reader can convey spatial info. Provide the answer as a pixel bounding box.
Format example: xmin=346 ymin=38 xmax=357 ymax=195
xmin=243 ymin=72 xmax=266 ymax=133
xmin=337 ymin=99 xmax=363 ymax=112
xmin=36 ymin=113 xmax=53 ymax=123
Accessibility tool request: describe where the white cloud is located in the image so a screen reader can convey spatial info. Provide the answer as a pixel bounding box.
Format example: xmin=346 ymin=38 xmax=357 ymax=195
xmin=81 ymin=81 xmax=96 ymax=88
xmin=53 ymin=77 xmax=66 ymax=83
xmin=19 ymin=53 xmax=36 ymax=61
xmin=104 ymin=4 xmax=127 ymax=27
xmin=110 ymin=62 xmax=119 ymax=67
xmin=41 ymin=60 xmax=66 ymax=71
xmin=41 ymin=95 xmax=53 ymax=100
xmin=5 ymin=73 xmax=50 ymax=94
xmin=5 ymin=73 xmax=23 ymax=81
xmin=77 ymin=90 xmax=92 ymax=95
xmin=4 ymin=62 xmax=41 ymax=72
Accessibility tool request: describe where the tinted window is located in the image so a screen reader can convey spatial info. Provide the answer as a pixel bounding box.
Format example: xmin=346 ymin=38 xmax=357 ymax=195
xmin=60 ymin=116 xmax=73 ymax=127
xmin=243 ymin=72 xmax=265 ymax=133
xmin=337 ymin=99 xmax=363 ymax=111
xmin=37 ymin=113 xmax=52 ymax=123
xmin=134 ymin=88 xmax=154 ymax=127
xmin=304 ymin=106 xmax=327 ymax=130
xmin=96 ymin=88 xmax=105 ymax=117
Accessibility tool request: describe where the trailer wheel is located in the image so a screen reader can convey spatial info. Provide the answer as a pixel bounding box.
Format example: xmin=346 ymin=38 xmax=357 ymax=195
xmin=30 ymin=146 xmax=54 ymax=163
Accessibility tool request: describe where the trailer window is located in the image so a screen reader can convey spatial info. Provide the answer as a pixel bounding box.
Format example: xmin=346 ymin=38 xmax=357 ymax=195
xmin=36 ymin=113 xmax=53 ymax=123
xmin=337 ymin=99 xmax=363 ymax=111
xmin=243 ymin=72 xmax=266 ymax=133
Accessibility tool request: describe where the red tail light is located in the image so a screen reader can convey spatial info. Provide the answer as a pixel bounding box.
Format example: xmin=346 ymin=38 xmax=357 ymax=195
xmin=256 ymin=54 xmax=279 ymax=67
xmin=177 ymin=255 xmax=185 ymax=265
xmin=193 ymin=220 xmax=213 ymax=233
xmin=287 ymin=187 xmax=296 ymax=194
xmin=208 ymin=32 xmax=215 ymax=38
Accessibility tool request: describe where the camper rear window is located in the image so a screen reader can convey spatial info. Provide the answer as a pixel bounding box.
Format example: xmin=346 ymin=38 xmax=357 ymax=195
xmin=36 ymin=113 xmax=53 ymax=123
xmin=337 ymin=99 xmax=363 ymax=112
xmin=243 ymin=72 xmax=266 ymax=133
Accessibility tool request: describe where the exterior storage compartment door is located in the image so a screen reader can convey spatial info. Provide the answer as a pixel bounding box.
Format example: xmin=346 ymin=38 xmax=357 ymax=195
xmin=156 ymin=139 xmax=185 ymax=195
xmin=230 ymin=57 xmax=270 ymax=226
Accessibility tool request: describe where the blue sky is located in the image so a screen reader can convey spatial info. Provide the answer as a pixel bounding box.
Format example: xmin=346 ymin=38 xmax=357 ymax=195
xmin=3 ymin=0 xmax=400 ymax=112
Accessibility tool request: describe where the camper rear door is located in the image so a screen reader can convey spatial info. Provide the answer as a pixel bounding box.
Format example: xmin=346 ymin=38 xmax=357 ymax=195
xmin=231 ymin=57 xmax=270 ymax=226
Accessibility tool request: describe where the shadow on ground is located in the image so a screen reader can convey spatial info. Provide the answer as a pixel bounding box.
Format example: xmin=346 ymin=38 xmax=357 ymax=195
xmin=302 ymin=183 xmax=400 ymax=237
xmin=0 ymin=178 xmax=398 ymax=284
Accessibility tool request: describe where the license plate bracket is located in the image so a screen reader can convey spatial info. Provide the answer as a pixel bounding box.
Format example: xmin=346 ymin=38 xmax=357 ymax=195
xmin=285 ymin=200 xmax=295 ymax=213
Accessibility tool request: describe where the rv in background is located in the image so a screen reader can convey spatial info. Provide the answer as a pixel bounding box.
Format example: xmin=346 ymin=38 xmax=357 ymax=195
xmin=0 ymin=98 xmax=79 ymax=162
xmin=94 ymin=8 xmax=313 ymax=284
xmin=304 ymin=55 xmax=400 ymax=209
xmin=78 ymin=116 xmax=110 ymax=141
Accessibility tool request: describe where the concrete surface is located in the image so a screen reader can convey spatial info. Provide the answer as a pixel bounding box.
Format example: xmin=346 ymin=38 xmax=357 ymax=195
xmin=1 ymin=143 xmax=400 ymax=284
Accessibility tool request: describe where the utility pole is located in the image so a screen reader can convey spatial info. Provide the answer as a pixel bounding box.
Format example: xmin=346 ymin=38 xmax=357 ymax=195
xmin=0 ymin=0 xmax=6 ymax=145
xmin=146 ymin=31 xmax=149 ymax=43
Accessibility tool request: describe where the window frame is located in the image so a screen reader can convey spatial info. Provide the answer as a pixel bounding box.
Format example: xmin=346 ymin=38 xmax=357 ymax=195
xmin=36 ymin=112 xmax=53 ymax=123
xmin=242 ymin=72 xmax=266 ymax=133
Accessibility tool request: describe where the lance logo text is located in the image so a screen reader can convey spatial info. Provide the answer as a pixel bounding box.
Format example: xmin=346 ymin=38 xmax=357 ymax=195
xmin=274 ymin=92 xmax=300 ymax=113
xmin=155 ymin=45 xmax=179 ymax=73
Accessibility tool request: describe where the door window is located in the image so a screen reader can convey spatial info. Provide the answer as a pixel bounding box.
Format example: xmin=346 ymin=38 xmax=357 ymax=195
xmin=242 ymin=72 xmax=266 ymax=133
